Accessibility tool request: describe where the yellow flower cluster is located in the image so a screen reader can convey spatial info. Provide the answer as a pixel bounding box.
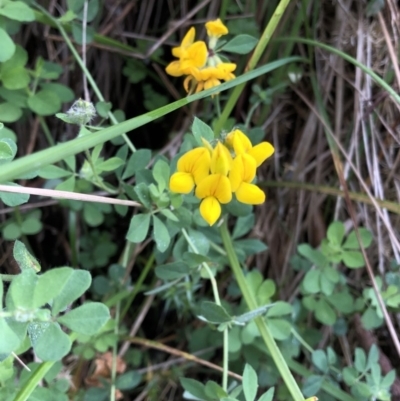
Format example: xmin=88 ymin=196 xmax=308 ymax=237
xmin=169 ymin=130 xmax=274 ymax=226
xmin=166 ymin=19 xmax=236 ymax=94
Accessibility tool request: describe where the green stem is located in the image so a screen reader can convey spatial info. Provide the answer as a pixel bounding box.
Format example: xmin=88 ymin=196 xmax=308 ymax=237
xmin=219 ymin=220 xmax=304 ymax=401
xmin=120 ymin=252 xmax=155 ymax=320
xmin=214 ymin=0 xmax=293 ymax=134
xmin=13 ymin=333 xmax=78 ymax=401
xmin=35 ymin=4 xmax=137 ymax=154
xmin=181 ymin=228 xmax=228 ymax=391
xmin=110 ymin=303 xmax=120 ymax=401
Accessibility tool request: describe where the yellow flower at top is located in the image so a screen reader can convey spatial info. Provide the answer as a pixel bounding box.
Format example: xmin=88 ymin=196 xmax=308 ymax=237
xmin=205 ymin=19 xmax=229 ymax=39
xmin=165 ymin=18 xmax=236 ymax=95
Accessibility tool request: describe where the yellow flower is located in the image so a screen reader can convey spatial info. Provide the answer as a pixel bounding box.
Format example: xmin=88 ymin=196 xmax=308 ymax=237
xmin=195 ymin=174 xmax=232 ymax=225
xmin=169 ymin=147 xmax=211 ymax=193
xmin=183 ymin=63 xmax=236 ymax=94
xmin=205 ymin=19 xmax=229 ymax=39
xmin=210 ymin=142 xmax=232 ymax=175
xmin=229 ymin=154 xmax=265 ymax=204
xmin=225 ymin=129 xmax=274 ymax=167
xmin=172 ymin=27 xmax=195 ymax=58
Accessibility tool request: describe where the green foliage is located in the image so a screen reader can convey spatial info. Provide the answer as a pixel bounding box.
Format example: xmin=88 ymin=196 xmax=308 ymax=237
xmin=0 ymin=242 xmax=110 ymax=365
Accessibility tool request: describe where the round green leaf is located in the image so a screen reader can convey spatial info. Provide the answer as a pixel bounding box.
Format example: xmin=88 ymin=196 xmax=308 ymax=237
xmin=1 ymin=66 xmax=30 ymax=90
xmin=342 ymin=250 xmax=365 ymax=268
xmin=0 ymin=28 xmax=15 ymax=62
xmin=0 ymin=102 xmax=22 ymax=122
xmin=0 ymin=318 xmax=21 ymax=354
xmin=327 ymin=221 xmax=345 ymax=246
xmin=33 ymin=322 xmax=72 ymax=361
xmin=0 ymin=1 xmax=35 ymax=21
xmin=3 ymin=222 xmax=21 ymax=240
xmin=41 ymin=83 xmax=75 ymax=103
xmin=21 ymin=217 xmax=42 ymax=235
xmin=27 ymin=90 xmax=62 ymax=116
xmin=199 ymin=301 xmax=232 ymax=324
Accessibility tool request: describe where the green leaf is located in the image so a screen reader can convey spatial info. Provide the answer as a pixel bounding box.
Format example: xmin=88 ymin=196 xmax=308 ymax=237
xmin=0 ymin=318 xmax=21 ymax=354
xmin=354 ymin=348 xmax=366 ymax=373
xmin=381 ymin=370 xmax=396 ymax=389
xmin=155 ymin=261 xmax=190 ymax=280
xmin=51 ymin=269 xmax=91 ymax=315
xmin=0 ymin=103 xmax=22 ymax=123
xmin=220 ymin=34 xmax=258 ymax=54
xmin=361 ymin=307 xmax=383 ymax=329
xmin=258 ymin=388 xmax=274 ymax=401
xmin=303 ymin=269 xmax=321 ymax=294
xmin=1 ymin=66 xmax=30 ymax=90
xmin=342 ymin=367 xmax=358 ymax=385
xmin=83 ymin=203 xmax=104 ymax=227
xmin=200 ymin=301 xmax=232 ymax=324
xmin=342 ymin=250 xmax=365 ymax=268
xmin=326 ymin=291 xmax=354 ymax=314
xmin=33 ymin=267 xmax=77 ymax=309
xmin=242 ymin=364 xmax=258 ymax=401
xmin=205 ymin=381 xmax=227 ymax=399
xmin=327 ymin=221 xmax=345 ymax=246
xmin=267 ymin=318 xmax=292 ymax=340
xmin=57 ymin=302 xmax=110 ymax=335
xmin=38 ymin=165 xmax=71 ymax=179
xmin=32 ymin=322 xmax=71 ymax=361
xmin=315 ymin=299 xmax=336 ymax=325
xmin=192 ymin=117 xmax=214 ymax=144
xmin=122 ymin=149 xmax=151 ymax=179
xmin=0 ymin=126 xmax=17 ymax=141
xmin=0 ymin=1 xmax=35 ymax=21
xmin=27 ymin=90 xmax=62 ymax=116
xmin=302 ymin=375 xmax=323 ymax=398
xmin=180 ymin=378 xmax=208 ymax=401
xmin=41 ymin=83 xmax=74 ymax=103
xmin=21 ymin=217 xmax=42 ymax=235
xmin=312 ymin=350 xmax=328 ymax=373
xmin=0 ymin=183 xmax=29 ymax=206
xmin=126 ymin=213 xmax=151 ymax=243
xmin=266 ymin=301 xmax=292 ymax=317
xmin=153 ymin=159 xmax=170 ymax=193
xmin=96 ymin=157 xmax=124 ymax=172
xmin=256 ymin=279 xmax=276 ymax=305
xmin=298 ymin=244 xmax=328 ymax=267
xmin=3 ymin=222 xmax=21 ymax=240
xmin=115 ymin=370 xmax=142 ymax=390
xmin=55 ymin=175 xmax=75 ymax=191
xmin=95 ymin=101 xmax=112 ymax=118
xmin=232 ymin=214 xmax=254 ymax=239
xmin=0 ymin=28 xmax=15 ymax=62
xmin=152 ymin=215 xmax=170 ymax=252
xmin=342 ymin=228 xmax=373 ymax=249
xmin=9 ymin=269 xmax=38 ymax=310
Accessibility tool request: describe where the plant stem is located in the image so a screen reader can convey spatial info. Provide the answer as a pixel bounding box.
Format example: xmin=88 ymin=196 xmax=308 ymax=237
xmin=219 ymin=220 xmax=304 ymax=401
xmin=181 ymin=228 xmax=229 ymax=391
xmin=214 ymin=0 xmax=293 ymax=134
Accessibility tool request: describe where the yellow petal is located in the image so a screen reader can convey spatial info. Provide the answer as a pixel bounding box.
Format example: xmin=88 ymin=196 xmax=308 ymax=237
xmin=172 ymin=27 xmax=195 ymax=57
xmin=199 ymin=196 xmax=221 ymax=226
xmin=236 ymin=182 xmax=265 ymax=204
xmin=169 ymin=172 xmax=195 ymax=194
xmin=165 ymin=60 xmax=183 ymax=77
xmin=211 ymin=142 xmax=232 ymax=175
xmin=225 ymin=129 xmax=252 ymax=154
xmin=183 ymin=75 xmax=193 ymax=93
xmin=248 ymin=142 xmax=275 ymax=167
xmin=205 ymin=19 xmax=229 ymax=38
xmin=229 ymin=154 xmax=256 ymax=191
xmin=204 ymin=77 xmax=220 ymax=91
xmin=177 ymin=147 xmax=210 ymax=176
xmin=195 ymin=174 xmax=232 ymax=204
xmin=180 ymin=41 xmax=207 ymax=72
